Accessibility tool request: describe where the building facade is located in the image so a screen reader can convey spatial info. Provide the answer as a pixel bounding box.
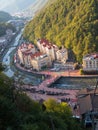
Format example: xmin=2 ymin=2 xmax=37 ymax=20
xmin=37 ymin=39 xmax=58 ymax=61
xmin=17 ymin=43 xmax=52 ymax=70
xmin=18 ymin=43 xmax=36 ymax=67
xmin=56 ymin=48 xmax=68 ymax=63
xmin=83 ymin=53 xmax=98 ymax=72
xmin=30 ymin=53 xmax=52 ymax=71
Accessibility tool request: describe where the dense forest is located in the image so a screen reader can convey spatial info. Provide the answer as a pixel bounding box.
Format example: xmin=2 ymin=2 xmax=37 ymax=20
xmin=0 ymin=11 xmax=12 ymax=22
xmin=23 ymin=0 xmax=98 ymax=62
xmin=0 ymin=65 xmax=83 ymax=130
xmin=0 ymin=11 xmax=16 ymax=36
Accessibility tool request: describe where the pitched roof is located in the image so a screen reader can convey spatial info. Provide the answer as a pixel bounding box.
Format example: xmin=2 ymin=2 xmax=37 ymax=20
xmin=78 ymin=95 xmax=92 ymax=115
xmin=22 ymin=48 xmax=32 ymax=54
xmin=28 ymin=43 xmax=34 ymax=48
xmin=39 ymin=39 xmax=55 ymax=49
xmin=30 ymin=52 xmax=43 ymax=58
xmin=83 ymin=53 xmax=98 ymax=60
xmin=77 ymin=88 xmax=98 ymax=114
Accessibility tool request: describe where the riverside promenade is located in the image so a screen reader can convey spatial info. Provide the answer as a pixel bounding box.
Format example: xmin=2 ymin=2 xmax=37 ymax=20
xmin=15 ymin=64 xmax=86 ymax=117
xmin=15 ymin=63 xmax=96 ymax=103
xmin=23 ymin=74 xmax=79 ymax=102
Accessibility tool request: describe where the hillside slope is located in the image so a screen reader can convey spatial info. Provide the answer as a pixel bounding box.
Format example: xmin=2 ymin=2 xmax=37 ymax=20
xmin=23 ymin=0 xmax=98 ymax=62
xmin=0 ymin=11 xmax=12 ymax=22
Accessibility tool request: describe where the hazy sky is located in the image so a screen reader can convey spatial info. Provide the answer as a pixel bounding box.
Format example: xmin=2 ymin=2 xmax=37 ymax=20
xmin=0 ymin=0 xmax=14 ymax=10
xmin=0 ymin=0 xmax=36 ymax=13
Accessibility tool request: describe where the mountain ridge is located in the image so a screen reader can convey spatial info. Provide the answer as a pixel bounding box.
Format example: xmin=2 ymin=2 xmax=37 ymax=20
xmin=0 ymin=11 xmax=12 ymax=22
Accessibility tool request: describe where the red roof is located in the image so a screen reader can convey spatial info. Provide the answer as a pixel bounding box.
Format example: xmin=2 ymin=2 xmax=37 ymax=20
xmin=40 ymin=39 xmax=52 ymax=47
xmin=30 ymin=52 xmax=43 ymax=58
xmin=43 ymin=44 xmax=47 ymax=47
xmin=48 ymin=46 xmax=51 ymax=49
xmin=40 ymin=39 xmax=48 ymax=44
xmin=22 ymin=49 xmax=32 ymax=55
xmin=28 ymin=43 xmax=34 ymax=48
xmin=93 ymin=54 xmax=98 ymax=58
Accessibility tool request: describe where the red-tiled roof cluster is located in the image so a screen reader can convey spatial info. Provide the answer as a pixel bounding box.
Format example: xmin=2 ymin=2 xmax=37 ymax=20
xmin=28 ymin=43 xmax=34 ymax=48
xmin=22 ymin=50 xmax=32 ymax=56
xmin=39 ymin=39 xmax=55 ymax=50
xmin=84 ymin=53 xmax=98 ymax=59
xmin=18 ymin=43 xmax=35 ymax=56
xmin=93 ymin=54 xmax=98 ymax=58
xmin=30 ymin=52 xmax=43 ymax=59
xmin=19 ymin=43 xmax=34 ymax=50
xmin=40 ymin=39 xmax=49 ymax=44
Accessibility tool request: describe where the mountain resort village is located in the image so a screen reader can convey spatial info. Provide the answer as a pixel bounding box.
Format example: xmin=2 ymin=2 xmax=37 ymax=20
xmin=1 ymin=0 xmax=98 ymax=130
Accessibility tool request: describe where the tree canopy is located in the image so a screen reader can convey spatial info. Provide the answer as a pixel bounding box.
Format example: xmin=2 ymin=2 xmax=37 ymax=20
xmin=0 ymin=22 xmax=16 ymax=36
xmin=23 ymin=0 xmax=98 ymax=62
xmin=0 ymin=72 xmax=83 ymax=130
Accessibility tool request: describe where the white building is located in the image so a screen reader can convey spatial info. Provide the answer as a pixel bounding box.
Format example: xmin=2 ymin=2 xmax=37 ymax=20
xmin=83 ymin=53 xmax=98 ymax=71
xmin=56 ymin=48 xmax=68 ymax=63
xmin=17 ymin=43 xmax=52 ymax=70
xmin=37 ymin=39 xmax=70 ymax=64
xmin=18 ymin=43 xmax=36 ymax=67
xmin=37 ymin=39 xmax=58 ymax=61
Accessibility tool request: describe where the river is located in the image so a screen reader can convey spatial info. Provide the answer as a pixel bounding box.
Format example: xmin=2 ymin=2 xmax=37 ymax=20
xmin=3 ymin=31 xmax=22 ymax=77
xmin=2 ymin=30 xmax=44 ymax=85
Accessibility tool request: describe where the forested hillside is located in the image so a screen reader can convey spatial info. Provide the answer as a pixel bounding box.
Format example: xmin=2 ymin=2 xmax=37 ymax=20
xmin=23 ymin=0 xmax=98 ymax=62
xmin=0 ymin=11 xmax=12 ymax=22
xmin=0 ymin=23 xmax=16 ymax=36
xmin=0 ymin=11 xmax=15 ymax=36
